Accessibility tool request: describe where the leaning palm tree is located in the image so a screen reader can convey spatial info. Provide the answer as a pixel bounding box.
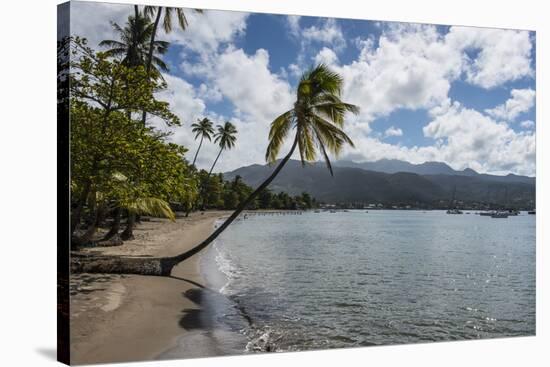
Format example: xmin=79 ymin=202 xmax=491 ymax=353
xmin=191 ymin=117 xmax=214 ymax=166
xmin=76 ymin=64 xmax=358 ymax=276
xmin=208 ymin=121 xmax=238 ymax=175
xmin=99 ymin=13 xmax=169 ymax=76
xmin=164 ymin=64 xmax=358 ymax=272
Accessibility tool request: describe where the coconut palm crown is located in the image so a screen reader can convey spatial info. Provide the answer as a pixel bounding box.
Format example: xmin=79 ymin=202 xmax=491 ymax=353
xmin=208 ymin=121 xmax=238 ymax=175
xmin=266 ymin=64 xmax=359 ymax=175
xmin=99 ymin=13 xmax=169 ymax=77
xmin=190 ymin=117 xmax=215 ymax=166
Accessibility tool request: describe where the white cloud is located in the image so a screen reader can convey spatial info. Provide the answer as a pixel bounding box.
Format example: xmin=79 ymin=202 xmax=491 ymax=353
xmin=445 ymin=27 xmax=534 ymax=88
xmin=70 ymin=2 xmax=248 ymax=67
xmin=520 ymin=120 xmax=535 ymax=129
xmin=314 ymin=47 xmax=339 ymax=65
xmin=167 ymin=47 xmax=295 ymax=172
xmin=339 ymin=98 xmax=536 ymax=176
xmin=212 ymin=48 xmax=294 ymax=123
xmin=286 ymin=15 xmax=301 ymax=38
xmin=287 ymin=63 xmax=303 ymax=78
xmin=302 ymin=18 xmax=346 ymax=51
xmin=162 ymin=10 xmax=248 ymax=58
xmin=197 ymin=83 xmax=223 ymax=103
xmin=384 ymin=126 xmax=403 ymax=137
xmin=155 ymin=74 xmax=206 ymax=125
xmin=422 ymin=100 xmax=535 ymax=175
xmin=69 ymin=3 xmax=536 ymax=176
xmin=333 ymin=25 xmax=456 ymax=128
xmin=485 ymin=88 xmax=536 ymax=121
xmin=70 ymin=1 xmax=131 ymax=48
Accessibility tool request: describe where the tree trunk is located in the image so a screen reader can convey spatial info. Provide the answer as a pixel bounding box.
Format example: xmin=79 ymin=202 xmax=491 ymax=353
xmin=192 ymin=135 xmax=203 ymax=166
xmin=208 ymin=147 xmax=223 ymax=175
xmin=141 ymin=7 xmax=162 ymax=126
xmin=73 ymin=200 xmax=105 ymax=247
xmin=70 ymin=179 xmax=91 ymax=235
xmin=102 ymin=207 xmax=121 ymax=241
xmin=121 ymin=212 xmax=136 ymax=240
xmin=73 ymin=136 xmax=299 ymax=276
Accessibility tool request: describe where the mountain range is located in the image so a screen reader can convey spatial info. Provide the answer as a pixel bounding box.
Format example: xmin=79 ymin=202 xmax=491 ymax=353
xmin=223 ymin=159 xmax=535 ymax=208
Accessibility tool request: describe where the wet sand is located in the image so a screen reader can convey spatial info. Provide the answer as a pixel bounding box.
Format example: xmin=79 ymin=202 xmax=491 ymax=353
xmin=70 ymin=211 xmax=241 ymax=365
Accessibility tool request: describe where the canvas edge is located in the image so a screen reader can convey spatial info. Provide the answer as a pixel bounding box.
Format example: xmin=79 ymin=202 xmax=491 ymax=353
xmin=57 ymin=1 xmax=71 ymax=365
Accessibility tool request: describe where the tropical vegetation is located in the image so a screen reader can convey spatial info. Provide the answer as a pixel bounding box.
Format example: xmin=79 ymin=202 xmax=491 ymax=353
xmin=64 ymin=5 xmax=358 ymax=275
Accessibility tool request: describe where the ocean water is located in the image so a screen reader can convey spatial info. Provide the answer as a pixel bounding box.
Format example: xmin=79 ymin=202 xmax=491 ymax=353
xmin=201 ymin=210 xmax=536 ymax=352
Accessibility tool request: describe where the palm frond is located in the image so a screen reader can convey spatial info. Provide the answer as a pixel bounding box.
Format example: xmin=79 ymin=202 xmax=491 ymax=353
xmin=163 ymin=7 xmax=173 ymax=33
xmin=175 ymin=8 xmax=189 ymax=30
xmin=99 ymin=39 xmax=125 ymax=48
xmin=266 ymin=110 xmax=293 ymax=163
xmin=152 ymin=56 xmax=169 ymax=72
xmin=125 ymin=197 xmax=176 ymax=221
xmin=143 ymin=5 xmax=158 ymax=19
xmin=298 ymin=124 xmax=316 ymax=164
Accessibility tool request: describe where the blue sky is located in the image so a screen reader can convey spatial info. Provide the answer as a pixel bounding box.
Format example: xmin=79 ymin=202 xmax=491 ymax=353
xmin=71 ymin=1 xmax=536 ymax=176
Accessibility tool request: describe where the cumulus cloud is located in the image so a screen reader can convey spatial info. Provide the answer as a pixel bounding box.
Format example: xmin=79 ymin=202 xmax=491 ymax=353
xmin=69 ymin=2 xmax=536 ymax=175
xmin=302 ymin=18 xmax=346 ymax=51
xmin=70 ymin=1 xmax=131 ymax=48
xmin=384 ymin=126 xmax=403 ymax=137
xmin=162 ymin=10 xmax=248 ymax=58
xmin=422 ymin=100 xmax=535 ymax=175
xmin=340 ymin=100 xmax=535 ymax=176
xmin=212 ymin=48 xmax=294 ymax=123
xmin=168 ymin=47 xmax=295 ymax=171
xmin=446 ymin=27 xmax=534 ymax=89
xmin=485 ymin=88 xmax=536 ymax=121
xmin=314 ymin=47 xmax=339 ymax=65
xmin=520 ymin=120 xmax=535 ymax=129
xmin=332 ymin=25 xmax=456 ymax=129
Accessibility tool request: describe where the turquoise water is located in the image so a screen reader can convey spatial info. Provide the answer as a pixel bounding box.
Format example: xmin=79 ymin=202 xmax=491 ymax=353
xmin=203 ymin=210 xmax=536 ymax=351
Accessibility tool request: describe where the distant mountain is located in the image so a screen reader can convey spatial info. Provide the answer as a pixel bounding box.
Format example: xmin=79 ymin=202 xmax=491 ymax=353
xmin=334 ymin=159 xmax=534 ymax=185
xmin=334 ymin=159 xmax=463 ymax=176
xmin=224 ymin=160 xmax=535 ymax=207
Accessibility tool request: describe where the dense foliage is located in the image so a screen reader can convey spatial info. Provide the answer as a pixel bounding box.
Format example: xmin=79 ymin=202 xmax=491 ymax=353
xmin=198 ymin=172 xmax=317 ymax=210
xmin=68 ymin=37 xmax=198 ymax=244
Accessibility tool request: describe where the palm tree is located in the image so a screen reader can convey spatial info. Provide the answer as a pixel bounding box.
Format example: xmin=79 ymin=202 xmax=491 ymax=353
xmin=78 ymin=65 xmax=358 ymax=275
xmin=140 ymin=6 xmax=203 ymax=125
xmin=209 ymin=122 xmax=238 ymax=175
xmin=164 ymin=64 xmax=358 ymax=272
xmin=99 ymin=13 xmax=169 ymax=76
xmin=191 ymin=118 xmax=214 ymax=166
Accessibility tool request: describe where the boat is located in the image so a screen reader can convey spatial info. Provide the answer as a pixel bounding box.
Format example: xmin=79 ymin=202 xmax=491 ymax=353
xmin=528 ymin=210 xmax=536 ymax=215
xmin=491 ymin=211 xmax=509 ymax=218
xmin=314 ymin=209 xmax=320 ymax=213
xmin=479 ymin=211 xmax=494 ymax=216
xmin=446 ymin=186 xmax=463 ymax=214
xmin=446 ymin=209 xmax=463 ymax=214
xmin=329 ymin=209 xmax=337 ymax=213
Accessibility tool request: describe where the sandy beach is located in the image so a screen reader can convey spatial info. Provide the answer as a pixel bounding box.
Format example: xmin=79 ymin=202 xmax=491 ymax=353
xmin=69 ymin=211 xmax=241 ymax=365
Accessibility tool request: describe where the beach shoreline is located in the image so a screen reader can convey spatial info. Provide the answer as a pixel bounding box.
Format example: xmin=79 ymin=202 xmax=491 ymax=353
xmin=69 ymin=211 xmax=238 ymax=365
